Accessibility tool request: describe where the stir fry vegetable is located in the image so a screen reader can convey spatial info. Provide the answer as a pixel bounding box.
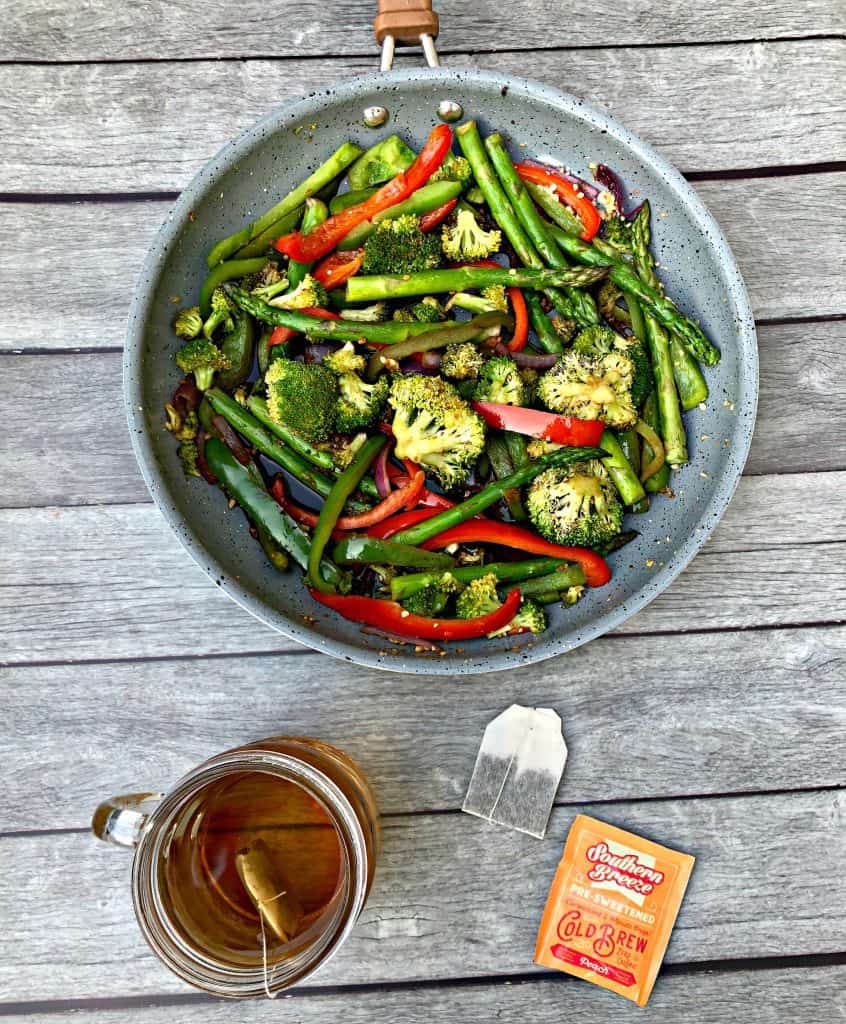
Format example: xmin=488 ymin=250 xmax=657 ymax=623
xmin=166 ymin=119 xmax=720 ymax=648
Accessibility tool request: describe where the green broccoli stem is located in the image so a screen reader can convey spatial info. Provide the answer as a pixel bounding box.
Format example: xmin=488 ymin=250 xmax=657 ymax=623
xmin=203 ymin=437 xmax=345 ymax=587
xmin=599 ymin=429 xmax=647 ymax=507
xmin=484 ymin=133 xmax=599 ymax=327
xmin=390 ymin=556 xmax=577 ymax=601
xmin=232 ymin=206 xmax=303 ymax=260
xmin=199 ymin=258 xmax=268 ymax=318
xmin=245 ymin=395 xmax=335 ymax=470
xmin=228 ymin=286 xmax=464 ymax=345
xmin=487 ymin=434 xmax=527 ymax=520
xmin=510 ymin=565 xmax=587 ymax=598
xmin=454 ymin=120 xmax=583 ymax=323
xmin=206 ymin=141 xmax=363 ymax=267
xmin=287 ymin=198 xmax=328 ymax=290
xmin=523 ymin=179 xmax=584 ymax=236
xmin=336 ymin=180 xmax=463 ymax=250
xmin=346 ymin=265 xmax=607 ymax=303
xmin=204 ymin=388 xmax=367 ymax=512
xmin=393 ymin=444 xmax=607 ymax=546
xmin=308 ymin=435 xmax=386 ymax=593
xmin=545 ymin=223 xmax=720 ymax=367
xmin=640 ymin=387 xmax=672 ymax=493
xmin=616 ymin=428 xmax=650 ymax=514
xmin=523 ymin=289 xmax=563 ymax=353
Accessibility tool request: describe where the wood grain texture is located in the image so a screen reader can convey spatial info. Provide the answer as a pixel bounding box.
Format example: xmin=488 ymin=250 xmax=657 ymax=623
xmin=0 ymin=790 xmax=842 ymax=1000
xmin=3 ymin=40 xmax=844 ymax=193
xmin=1 ymin=473 xmax=844 ymax=665
xmin=2 ymin=318 xmax=843 ymax=509
xmin=2 ymin=174 xmax=843 ymax=354
xmin=5 ymin=966 xmax=844 ymax=1023
xmin=2 ymin=626 xmax=844 ymax=830
xmin=5 ymin=0 xmax=844 ymax=60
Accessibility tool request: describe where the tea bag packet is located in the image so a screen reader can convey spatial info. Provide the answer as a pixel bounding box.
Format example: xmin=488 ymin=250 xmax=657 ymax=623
xmin=462 ymin=705 xmax=567 ymax=839
xmin=235 ymin=839 xmax=304 ymax=943
xmin=535 ymin=815 xmax=695 ymax=1007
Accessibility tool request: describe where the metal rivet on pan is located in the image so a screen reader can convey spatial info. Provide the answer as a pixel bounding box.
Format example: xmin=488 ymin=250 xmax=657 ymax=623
xmin=363 ymin=105 xmax=389 ymax=128
xmin=437 ymin=99 xmax=463 ymax=123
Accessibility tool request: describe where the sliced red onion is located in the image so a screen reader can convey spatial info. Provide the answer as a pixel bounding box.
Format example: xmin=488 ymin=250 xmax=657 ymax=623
xmin=420 ymin=351 xmax=443 ymax=369
xmin=373 ymin=441 xmax=393 ymax=498
xmin=303 ymin=343 xmax=336 ymax=364
xmin=171 ymin=377 xmax=202 ymax=417
xmin=594 ymin=163 xmax=625 ymax=216
xmin=494 ymin=341 xmax=558 ymax=369
xmin=195 ymin=433 xmax=217 ymax=484
xmin=399 ymin=356 xmax=439 ymax=375
xmin=627 ymin=201 xmax=644 ymax=221
xmin=211 ymin=414 xmax=252 ymax=467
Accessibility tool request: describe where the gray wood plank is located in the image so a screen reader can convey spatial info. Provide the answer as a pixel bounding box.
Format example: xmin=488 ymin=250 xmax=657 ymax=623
xmin=0 ymin=473 xmax=844 ymax=665
xmin=3 ymin=41 xmax=843 ymax=192
xmin=2 ymin=625 xmax=844 ymax=831
xmin=3 ymin=175 xmax=842 ymax=354
xmin=6 ymin=0 xmax=842 ymax=60
xmin=2 ymin=318 xmax=842 ymax=509
xmin=5 ymin=965 xmax=843 ymax=1024
xmin=0 ymin=790 xmax=841 ymax=1000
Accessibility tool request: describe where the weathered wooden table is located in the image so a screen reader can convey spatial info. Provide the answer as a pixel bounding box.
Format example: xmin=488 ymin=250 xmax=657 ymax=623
xmin=1 ymin=1 xmax=844 ymax=1019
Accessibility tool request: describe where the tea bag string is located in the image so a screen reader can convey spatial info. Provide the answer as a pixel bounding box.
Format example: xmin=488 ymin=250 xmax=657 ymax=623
xmin=257 ymin=889 xmax=289 ymax=999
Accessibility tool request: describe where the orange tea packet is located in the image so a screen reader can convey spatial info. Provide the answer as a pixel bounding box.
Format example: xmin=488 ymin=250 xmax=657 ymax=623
xmin=534 ymin=815 xmax=695 ymax=1006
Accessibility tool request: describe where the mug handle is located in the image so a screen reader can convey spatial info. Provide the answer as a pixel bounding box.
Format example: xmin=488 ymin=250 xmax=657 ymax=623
xmin=91 ymin=792 xmax=163 ymax=850
xmin=374 ymin=0 xmax=440 ymax=70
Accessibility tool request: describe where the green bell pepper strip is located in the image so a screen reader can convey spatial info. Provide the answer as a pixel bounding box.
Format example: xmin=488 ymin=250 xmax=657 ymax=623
xmin=245 ymin=395 xmax=335 ymax=471
xmin=308 ymin=435 xmax=386 ymax=592
xmin=199 ymin=258 xmax=267 ymax=318
xmin=523 ymin=289 xmax=563 ymax=354
xmin=287 ymin=198 xmax=329 ymax=290
xmin=599 ymin=429 xmax=646 ymax=508
xmin=393 ymin=444 xmax=607 ymax=547
xmin=206 ymin=141 xmax=363 ymax=267
xmin=616 ymin=427 xmax=649 ymax=514
xmin=203 ymin=437 xmax=345 ymax=587
xmin=337 ymin=180 xmax=463 ymax=250
xmin=347 ymin=134 xmax=416 ymax=191
xmin=256 ymin=526 xmax=290 ymax=572
xmin=390 ymin=557 xmax=576 ymax=602
xmin=332 ymin=536 xmax=456 ymax=570
xmin=216 ymin=310 xmax=255 ymax=390
xmin=523 ymin=179 xmax=585 ymax=236
xmin=232 ymin=206 xmax=303 ymax=260
xmin=502 ymin=565 xmax=586 ymax=598
xmin=330 ymin=187 xmax=379 ymax=214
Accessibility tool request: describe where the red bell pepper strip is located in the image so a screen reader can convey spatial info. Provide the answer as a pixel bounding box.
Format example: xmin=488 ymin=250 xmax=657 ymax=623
xmin=272 ymin=473 xmax=425 ymax=532
xmin=276 ymin=125 xmax=454 ymax=262
xmin=267 ymin=307 xmax=341 ymax=348
xmin=514 ymin=163 xmax=601 ymax=241
xmin=312 ymin=249 xmax=364 ymax=290
xmin=419 ymin=197 xmax=458 ymax=232
xmin=366 ymin=506 xmax=445 ymax=539
xmin=308 ymin=586 xmax=522 ymax=641
xmin=458 ymin=259 xmax=527 ymax=351
xmin=472 ymin=402 xmax=605 ymax=447
xmin=420 ymin=521 xmax=611 ymax=587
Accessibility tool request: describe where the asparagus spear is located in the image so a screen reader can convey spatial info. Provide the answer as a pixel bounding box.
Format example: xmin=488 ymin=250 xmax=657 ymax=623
xmin=390 ymin=557 xmax=582 ymax=602
xmin=206 ymin=141 xmax=363 ymax=267
xmin=345 ymin=264 xmax=607 ymax=303
xmin=484 ymin=133 xmax=599 ymax=327
xmin=643 ymin=309 xmax=688 ymax=466
xmin=599 ymin=429 xmax=646 ymax=507
xmin=523 ymin=289 xmax=564 ymax=354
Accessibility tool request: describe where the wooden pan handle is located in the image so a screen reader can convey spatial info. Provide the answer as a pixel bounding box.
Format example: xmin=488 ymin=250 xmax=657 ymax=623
xmin=374 ymin=0 xmax=439 ymax=45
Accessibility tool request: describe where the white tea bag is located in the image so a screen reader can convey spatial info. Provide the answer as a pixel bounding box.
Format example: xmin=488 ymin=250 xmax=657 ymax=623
xmin=462 ymin=705 xmax=567 ymax=839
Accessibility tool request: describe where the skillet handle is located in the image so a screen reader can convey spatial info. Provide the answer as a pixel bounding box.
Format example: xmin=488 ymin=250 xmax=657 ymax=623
xmin=375 ymin=0 xmax=439 ymax=70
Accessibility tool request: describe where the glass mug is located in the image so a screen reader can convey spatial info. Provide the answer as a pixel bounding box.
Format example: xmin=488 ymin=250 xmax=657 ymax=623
xmin=92 ymin=736 xmax=380 ymax=997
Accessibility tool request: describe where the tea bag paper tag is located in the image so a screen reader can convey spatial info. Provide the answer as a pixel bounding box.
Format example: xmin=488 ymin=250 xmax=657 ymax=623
xmin=462 ymin=704 xmax=567 ymax=839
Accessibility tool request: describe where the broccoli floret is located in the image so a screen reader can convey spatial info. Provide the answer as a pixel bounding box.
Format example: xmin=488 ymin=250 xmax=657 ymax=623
xmin=328 ymin=432 xmax=368 ymax=469
xmin=177 ymin=440 xmax=201 ymax=478
xmin=335 ymin=373 xmax=390 ymax=433
xmin=441 ymin=207 xmax=502 ymax=262
xmin=362 ymin=214 xmax=442 ymax=275
xmin=393 ymin=297 xmax=446 ymax=323
xmin=440 ymin=342 xmax=485 ymax=380
xmin=526 ymin=437 xmax=561 ymax=460
xmin=447 ymin=283 xmax=508 ymax=316
xmin=268 ymin=273 xmax=329 ymax=310
xmin=337 ymin=303 xmax=390 ymax=322
xmin=175 ymin=337 xmax=232 ymax=391
xmin=324 ymin=341 xmax=366 ymax=375
xmin=392 ymin=308 xmax=416 ymax=323
xmin=174 ymin=306 xmax=202 ymax=340
xmin=473 ymin=356 xmax=525 ymax=406
xmin=597 ymin=280 xmax=624 ymax=321
xmin=429 ymin=153 xmax=473 ymax=189
xmin=537 ymin=350 xmax=636 ymax=428
xmin=202 ymin=289 xmax=235 ymax=340
xmin=455 ymin=573 xmax=500 ymax=619
xmin=249 ymin=262 xmax=288 ymax=301
xmin=603 ymin=215 xmax=634 ymax=254
xmin=265 ymin=358 xmax=337 ymax=443
xmin=519 ymin=366 xmax=540 ymax=406
xmin=562 ymin=585 xmax=585 ymax=607
xmin=401 ymin=573 xmax=462 ymax=617
xmin=527 ymin=462 xmax=623 ymax=549
xmin=389 ymin=375 xmax=486 ymax=489
xmin=488 ymin=597 xmax=548 ymax=637
xmin=165 ymin=404 xmax=199 ymax=441
xmin=550 ymin=315 xmax=578 ymax=345
xmin=573 ymin=325 xmax=652 ymax=408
